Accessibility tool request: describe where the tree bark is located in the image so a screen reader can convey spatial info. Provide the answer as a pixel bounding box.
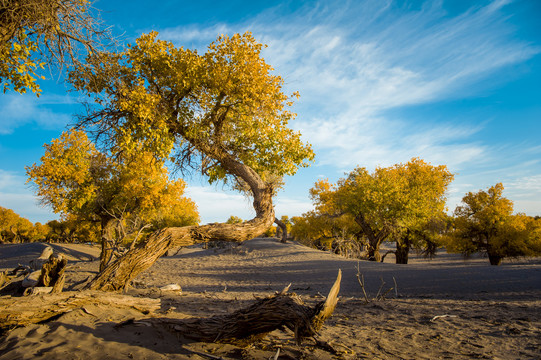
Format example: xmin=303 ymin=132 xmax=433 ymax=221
xmin=99 ymin=216 xmax=116 ymax=272
xmin=275 ymin=217 xmax=287 ymax=243
xmin=0 ymin=291 xmax=161 ymax=334
xmin=354 ymin=214 xmax=389 ymax=262
xmin=37 ymin=255 xmax=68 ymax=293
xmin=132 ymin=270 xmax=341 ymax=345
xmin=395 ymin=230 xmax=411 ymax=264
xmin=87 ymin=157 xmax=276 ymax=291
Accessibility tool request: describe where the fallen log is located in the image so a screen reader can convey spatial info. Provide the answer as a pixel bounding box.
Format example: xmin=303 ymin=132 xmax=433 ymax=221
xmin=138 ymin=269 xmax=342 ymax=345
xmin=0 ymin=291 xmax=161 ymax=334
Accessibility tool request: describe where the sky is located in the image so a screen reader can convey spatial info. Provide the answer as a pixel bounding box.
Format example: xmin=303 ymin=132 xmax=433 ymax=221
xmin=1 ymin=0 xmax=540 ymax=224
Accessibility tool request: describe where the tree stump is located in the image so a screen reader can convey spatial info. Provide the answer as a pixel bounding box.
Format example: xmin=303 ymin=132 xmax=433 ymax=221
xmin=37 ymin=254 xmax=68 ymax=293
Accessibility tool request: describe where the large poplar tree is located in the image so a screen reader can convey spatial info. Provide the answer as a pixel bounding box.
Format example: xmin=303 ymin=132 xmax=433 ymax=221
xmin=67 ymin=32 xmax=314 ymax=290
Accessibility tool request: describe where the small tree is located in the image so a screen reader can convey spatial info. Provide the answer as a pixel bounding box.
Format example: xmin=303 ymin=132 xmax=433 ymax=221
xmin=308 ymin=158 xmax=453 ymax=263
xmin=225 ymin=215 xmax=243 ymax=224
xmin=27 ymin=129 xmax=199 ymax=271
xmin=447 ymin=183 xmax=541 ymax=265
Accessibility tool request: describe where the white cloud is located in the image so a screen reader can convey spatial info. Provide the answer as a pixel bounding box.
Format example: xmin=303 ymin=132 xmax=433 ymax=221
xmin=157 ymin=0 xmax=538 ymax=172
xmin=274 ymin=195 xmax=314 ymax=218
xmin=185 ymin=185 xmax=255 ymax=224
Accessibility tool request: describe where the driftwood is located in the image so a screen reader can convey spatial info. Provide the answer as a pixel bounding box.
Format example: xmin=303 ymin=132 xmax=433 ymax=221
xmin=135 ymin=269 xmax=342 ymax=345
xmin=37 ymin=254 xmax=67 ymax=293
xmin=0 ymin=291 xmax=161 ymax=334
xmin=0 ymin=252 xmax=68 ymax=296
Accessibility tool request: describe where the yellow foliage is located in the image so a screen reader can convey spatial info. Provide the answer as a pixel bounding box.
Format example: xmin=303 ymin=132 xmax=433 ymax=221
xmin=447 ymin=183 xmax=541 ymax=262
xmin=26 ymin=128 xmax=199 ymax=227
xmin=68 ymin=32 xmax=314 ymax=186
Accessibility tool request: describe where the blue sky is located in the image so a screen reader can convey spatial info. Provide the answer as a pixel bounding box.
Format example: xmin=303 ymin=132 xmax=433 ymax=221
xmin=1 ymin=0 xmax=540 ymax=224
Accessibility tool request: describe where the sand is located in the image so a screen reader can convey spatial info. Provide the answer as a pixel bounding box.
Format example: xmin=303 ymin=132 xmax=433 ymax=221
xmin=0 ymin=238 xmax=540 ymax=359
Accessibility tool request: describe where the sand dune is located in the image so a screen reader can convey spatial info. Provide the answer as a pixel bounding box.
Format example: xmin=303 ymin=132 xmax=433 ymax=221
xmin=1 ymin=238 xmax=540 ymax=359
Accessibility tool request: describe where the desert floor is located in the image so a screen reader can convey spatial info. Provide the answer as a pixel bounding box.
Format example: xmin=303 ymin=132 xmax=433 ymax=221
xmin=0 ymin=238 xmax=540 ymax=359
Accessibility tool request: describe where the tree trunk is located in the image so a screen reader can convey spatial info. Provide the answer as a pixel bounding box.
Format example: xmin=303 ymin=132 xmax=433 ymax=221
xmin=0 ymin=291 xmax=161 ymax=334
xmin=37 ymin=255 xmax=68 ymax=293
xmin=395 ymin=230 xmax=411 ymax=264
xmin=354 ymin=214 xmax=389 ymax=262
xmin=366 ymin=245 xmax=381 ymax=262
xmin=488 ymin=253 xmax=503 ymax=266
xmin=99 ymin=217 xmax=116 ymax=272
xmin=275 ymin=217 xmax=287 ymax=243
xmin=88 ymin=157 xmax=276 ymax=291
xmin=395 ymin=241 xmax=410 ymax=264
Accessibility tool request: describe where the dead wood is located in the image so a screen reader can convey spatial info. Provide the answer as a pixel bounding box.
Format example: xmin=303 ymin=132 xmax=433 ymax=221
xmin=0 ymin=290 xmax=161 ymax=334
xmin=0 ymin=271 xmax=341 ymax=347
xmin=141 ymin=270 xmax=342 ymax=345
xmin=37 ymin=254 xmax=68 ymax=293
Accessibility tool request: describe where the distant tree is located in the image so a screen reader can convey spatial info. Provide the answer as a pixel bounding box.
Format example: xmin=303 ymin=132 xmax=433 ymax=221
xmin=27 ymin=129 xmax=199 ymax=271
xmin=0 ymin=205 xmax=35 ymax=243
xmin=225 ymin=216 xmax=243 ymax=224
xmin=447 ymin=183 xmax=541 ymax=265
xmin=0 ymin=0 xmax=109 ymax=95
xmin=290 ymin=211 xmax=361 ymax=254
xmin=309 ymin=158 xmax=453 ymax=263
xmin=29 ymin=221 xmax=51 ymax=242
xmin=274 ymin=215 xmax=293 ymax=243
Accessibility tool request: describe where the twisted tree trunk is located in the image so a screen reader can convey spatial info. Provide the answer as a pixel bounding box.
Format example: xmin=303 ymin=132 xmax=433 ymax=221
xmin=87 ymin=157 xmax=275 ymax=291
xmin=151 ymin=270 xmax=341 ymax=344
xmin=354 ymin=214 xmax=389 ymax=262
xmin=275 ymin=217 xmax=288 ymax=243
xmin=99 ymin=216 xmax=116 ymax=272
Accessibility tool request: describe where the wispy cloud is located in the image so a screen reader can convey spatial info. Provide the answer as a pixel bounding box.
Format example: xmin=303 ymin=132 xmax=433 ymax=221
xmin=0 ymin=93 xmax=75 ymax=134
xmin=157 ymin=0 xmax=538 ymax=172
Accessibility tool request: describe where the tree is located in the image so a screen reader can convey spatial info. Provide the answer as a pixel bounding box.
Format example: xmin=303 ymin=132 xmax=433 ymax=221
xmin=290 ymin=211 xmax=362 ymax=255
xmin=27 ymin=128 xmax=199 ymax=271
xmin=274 ymin=215 xmax=292 ymax=243
xmin=0 ymin=0 xmax=109 ymax=95
xmin=447 ymin=183 xmax=541 ymax=265
xmin=64 ymin=32 xmax=314 ymax=290
xmin=0 ymin=205 xmax=35 ymax=243
xmin=225 ymin=215 xmax=243 ymax=224
xmin=309 ymin=158 xmax=453 ymax=263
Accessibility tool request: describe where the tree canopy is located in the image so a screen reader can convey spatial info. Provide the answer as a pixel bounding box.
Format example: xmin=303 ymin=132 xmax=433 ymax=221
xmin=305 ymin=158 xmax=454 ymax=262
xmin=69 ymin=32 xmax=313 ymax=185
xmin=447 ymin=183 xmax=541 ymax=265
xmin=26 ymin=128 xmax=199 ymax=270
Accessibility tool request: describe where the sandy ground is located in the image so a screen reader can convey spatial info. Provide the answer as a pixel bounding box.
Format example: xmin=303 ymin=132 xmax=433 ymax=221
xmin=0 ymin=238 xmax=540 ymax=359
